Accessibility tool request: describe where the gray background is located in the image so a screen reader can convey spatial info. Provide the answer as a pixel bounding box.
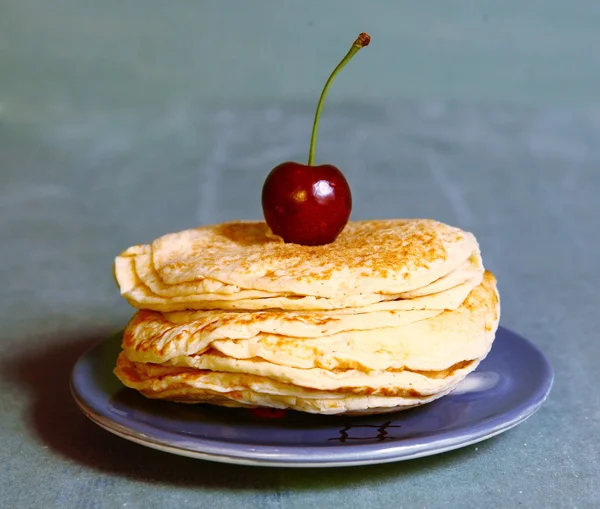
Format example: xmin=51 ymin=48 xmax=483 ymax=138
xmin=1 ymin=1 xmax=598 ymax=508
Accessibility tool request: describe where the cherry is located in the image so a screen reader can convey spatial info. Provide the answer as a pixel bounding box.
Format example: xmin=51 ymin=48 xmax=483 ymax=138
xmin=262 ymin=33 xmax=371 ymax=246
xmin=262 ymin=161 xmax=353 ymax=246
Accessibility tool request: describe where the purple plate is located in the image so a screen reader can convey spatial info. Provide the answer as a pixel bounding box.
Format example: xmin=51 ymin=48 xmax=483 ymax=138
xmin=70 ymin=326 xmax=553 ymax=467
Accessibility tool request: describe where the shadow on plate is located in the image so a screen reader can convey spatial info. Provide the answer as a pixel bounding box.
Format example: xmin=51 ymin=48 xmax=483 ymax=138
xmin=2 ymin=328 xmax=502 ymax=490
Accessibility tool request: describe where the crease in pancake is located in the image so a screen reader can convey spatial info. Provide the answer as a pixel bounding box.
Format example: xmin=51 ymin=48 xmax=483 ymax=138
xmin=134 ymin=247 xmax=283 ymax=298
xmin=396 ymin=249 xmax=482 ymax=298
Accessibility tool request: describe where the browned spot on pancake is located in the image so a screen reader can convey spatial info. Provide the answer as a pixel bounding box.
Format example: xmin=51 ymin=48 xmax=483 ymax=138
xmin=323 ymin=360 xmax=372 ymax=373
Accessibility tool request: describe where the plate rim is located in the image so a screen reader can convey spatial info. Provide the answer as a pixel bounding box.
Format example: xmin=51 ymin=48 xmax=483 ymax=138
xmin=70 ymin=326 xmax=554 ymax=468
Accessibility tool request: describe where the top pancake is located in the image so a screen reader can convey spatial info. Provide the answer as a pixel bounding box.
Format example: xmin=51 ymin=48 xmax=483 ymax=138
xmin=114 ymin=219 xmax=478 ymax=306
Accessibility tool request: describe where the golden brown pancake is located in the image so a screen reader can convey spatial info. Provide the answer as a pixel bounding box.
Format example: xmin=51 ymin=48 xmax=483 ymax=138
xmin=112 ymin=219 xmax=500 ymax=415
xmin=114 ymin=219 xmax=479 ymax=311
xmin=114 ymin=273 xmax=500 ymax=414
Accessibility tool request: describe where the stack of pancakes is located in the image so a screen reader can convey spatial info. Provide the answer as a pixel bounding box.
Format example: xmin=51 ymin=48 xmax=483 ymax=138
xmin=113 ymin=219 xmax=500 ymax=415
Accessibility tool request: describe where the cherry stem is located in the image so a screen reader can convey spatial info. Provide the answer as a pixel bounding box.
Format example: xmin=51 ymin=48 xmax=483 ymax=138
xmin=308 ymin=33 xmax=370 ymax=166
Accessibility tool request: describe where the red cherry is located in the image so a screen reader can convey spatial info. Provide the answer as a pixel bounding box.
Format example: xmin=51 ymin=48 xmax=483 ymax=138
xmin=261 ymin=33 xmax=370 ymax=246
xmin=262 ymin=161 xmax=352 ymax=246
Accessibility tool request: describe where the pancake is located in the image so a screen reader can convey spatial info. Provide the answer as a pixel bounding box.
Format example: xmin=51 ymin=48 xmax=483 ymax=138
xmin=123 ymin=239 xmax=482 ymax=299
xmin=115 ymin=353 xmax=466 ymax=415
xmin=123 ymin=307 xmax=443 ymax=358
xmin=121 ymin=272 xmax=498 ymax=371
xmin=114 ymin=241 xmax=484 ymax=312
xmin=116 ymin=264 xmax=482 ymax=313
xmin=114 ymin=273 xmax=500 ymax=413
xmin=112 ymin=218 xmax=500 ymax=415
xmin=114 ymin=219 xmax=479 ymax=308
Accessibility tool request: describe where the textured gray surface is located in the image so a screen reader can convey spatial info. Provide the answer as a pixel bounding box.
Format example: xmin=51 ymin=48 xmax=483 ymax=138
xmin=1 ymin=1 xmax=600 ymax=508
